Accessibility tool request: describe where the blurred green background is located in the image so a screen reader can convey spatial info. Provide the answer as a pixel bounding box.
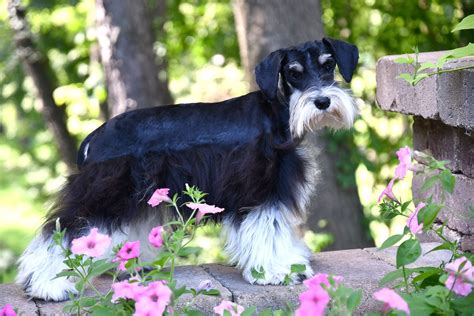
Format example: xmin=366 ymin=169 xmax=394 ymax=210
xmin=0 ymin=0 xmax=471 ymax=283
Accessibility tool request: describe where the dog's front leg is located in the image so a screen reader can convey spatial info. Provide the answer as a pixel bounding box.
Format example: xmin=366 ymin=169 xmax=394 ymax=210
xmin=224 ymin=204 xmax=313 ymax=285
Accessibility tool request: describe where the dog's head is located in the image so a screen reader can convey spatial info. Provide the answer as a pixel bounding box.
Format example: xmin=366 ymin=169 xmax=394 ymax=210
xmin=255 ymin=38 xmax=359 ymax=138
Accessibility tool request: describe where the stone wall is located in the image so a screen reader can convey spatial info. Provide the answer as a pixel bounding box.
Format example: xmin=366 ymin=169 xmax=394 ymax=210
xmin=376 ymin=52 xmax=474 ymax=251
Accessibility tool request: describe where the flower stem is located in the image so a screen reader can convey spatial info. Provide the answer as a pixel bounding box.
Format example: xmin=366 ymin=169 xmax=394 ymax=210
xmin=402 ymin=265 xmax=410 ymax=293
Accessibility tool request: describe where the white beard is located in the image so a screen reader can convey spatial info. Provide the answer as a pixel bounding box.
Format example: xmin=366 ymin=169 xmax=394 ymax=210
xmin=288 ymin=85 xmax=357 ymax=138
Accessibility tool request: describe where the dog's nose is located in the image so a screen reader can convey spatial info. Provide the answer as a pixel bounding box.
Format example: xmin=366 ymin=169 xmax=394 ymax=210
xmin=314 ymin=97 xmax=330 ymax=110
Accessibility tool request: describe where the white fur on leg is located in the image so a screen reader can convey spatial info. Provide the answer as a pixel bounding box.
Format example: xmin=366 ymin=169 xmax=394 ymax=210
xmin=224 ymin=205 xmax=314 ymax=285
xmin=16 ymin=234 xmax=77 ymax=301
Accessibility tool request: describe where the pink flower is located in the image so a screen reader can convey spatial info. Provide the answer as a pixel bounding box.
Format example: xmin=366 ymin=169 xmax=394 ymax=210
xmin=407 ymin=202 xmax=425 ymax=234
xmin=147 ymin=188 xmax=171 ymax=207
xmin=303 ymin=273 xmax=342 ymax=289
xmin=378 ymin=179 xmax=398 ymax=203
xmin=70 ymin=228 xmax=111 ymax=258
xmin=0 ymin=304 xmax=16 ymax=316
xmin=117 ymin=241 xmax=140 ymax=260
xmin=295 ymin=286 xmax=330 ymax=316
xmin=134 ymin=281 xmax=172 ymax=316
xmin=111 ymin=280 xmax=145 ymax=302
xmin=213 ymin=300 xmax=244 ymax=316
xmin=198 ymin=279 xmax=212 ymax=291
xmin=187 ymin=202 xmax=225 ymax=223
xmin=373 ymin=288 xmax=410 ymax=315
xmin=394 ymin=146 xmax=413 ymax=180
xmin=444 ymin=256 xmax=474 ymax=296
xmin=148 ymin=226 xmax=164 ymax=249
xmin=114 ymin=241 xmax=140 ymax=271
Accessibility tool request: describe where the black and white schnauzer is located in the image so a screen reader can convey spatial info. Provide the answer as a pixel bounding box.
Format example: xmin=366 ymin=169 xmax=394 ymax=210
xmin=17 ymin=38 xmax=359 ymax=301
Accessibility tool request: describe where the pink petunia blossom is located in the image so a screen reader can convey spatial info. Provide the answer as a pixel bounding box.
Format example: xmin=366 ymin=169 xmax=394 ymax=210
xmin=378 ymin=179 xmax=398 ymax=203
xmin=295 ymin=286 xmax=331 ymax=316
xmin=111 ymin=280 xmax=145 ymax=302
xmin=394 ymin=146 xmax=413 ymax=180
xmin=407 ymin=202 xmax=425 ymax=234
xmin=303 ymin=273 xmax=343 ymax=289
xmin=444 ymin=256 xmax=474 ymax=296
xmin=0 ymin=304 xmax=16 ymax=316
xmin=114 ymin=241 xmax=140 ymax=271
xmin=117 ymin=241 xmax=140 ymax=260
xmin=134 ymin=281 xmax=172 ymax=316
xmin=70 ymin=228 xmax=112 ymax=258
xmin=373 ymin=288 xmax=410 ymax=315
xmin=147 ymin=188 xmax=171 ymax=207
xmin=198 ymin=279 xmax=212 ymax=291
xmin=187 ymin=202 xmax=225 ymax=224
xmin=148 ymin=226 xmax=164 ymax=249
xmin=213 ymin=300 xmax=245 ymax=316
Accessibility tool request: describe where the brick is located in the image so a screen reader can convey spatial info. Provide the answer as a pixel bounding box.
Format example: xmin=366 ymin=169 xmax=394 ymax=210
xmin=413 ymin=117 xmax=474 ymax=178
xmin=413 ymin=172 xmax=474 ymax=235
xmin=376 ymin=53 xmax=474 ymax=130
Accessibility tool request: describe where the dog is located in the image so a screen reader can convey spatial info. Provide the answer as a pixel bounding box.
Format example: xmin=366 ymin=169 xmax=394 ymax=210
xmin=17 ymin=38 xmax=359 ymax=301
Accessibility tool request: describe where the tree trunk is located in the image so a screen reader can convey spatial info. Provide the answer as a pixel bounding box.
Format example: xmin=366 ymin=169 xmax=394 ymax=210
xmin=95 ymin=0 xmax=173 ymax=118
xmin=233 ymin=0 xmax=373 ymax=250
xmin=8 ymin=0 xmax=78 ymax=173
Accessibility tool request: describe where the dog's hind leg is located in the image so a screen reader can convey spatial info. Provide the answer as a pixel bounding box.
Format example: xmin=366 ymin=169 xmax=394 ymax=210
xmin=223 ymin=203 xmax=314 ymax=285
xmin=16 ymin=158 xmax=134 ymax=301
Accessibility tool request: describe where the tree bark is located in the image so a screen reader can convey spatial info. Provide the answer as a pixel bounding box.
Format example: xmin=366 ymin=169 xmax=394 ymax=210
xmin=7 ymin=0 xmax=78 ymax=173
xmin=95 ymin=0 xmax=173 ymax=118
xmin=233 ymin=0 xmax=373 ymax=250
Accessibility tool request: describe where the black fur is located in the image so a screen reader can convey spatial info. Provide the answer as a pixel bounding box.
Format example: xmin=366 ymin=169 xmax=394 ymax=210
xmin=43 ymin=38 xmax=357 ymax=240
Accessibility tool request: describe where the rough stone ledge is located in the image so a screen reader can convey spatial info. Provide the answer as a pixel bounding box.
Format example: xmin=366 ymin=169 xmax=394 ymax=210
xmin=376 ymin=52 xmax=474 ymax=131
xmin=0 ymin=243 xmax=450 ymax=315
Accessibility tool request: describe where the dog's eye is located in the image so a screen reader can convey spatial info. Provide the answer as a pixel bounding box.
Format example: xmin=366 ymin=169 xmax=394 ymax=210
xmin=321 ymin=58 xmax=335 ymax=70
xmin=289 ymin=68 xmax=303 ymax=79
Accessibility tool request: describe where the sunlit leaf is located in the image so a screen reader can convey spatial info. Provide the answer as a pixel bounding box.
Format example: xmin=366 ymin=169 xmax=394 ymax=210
xmin=452 ymin=14 xmax=474 ymax=32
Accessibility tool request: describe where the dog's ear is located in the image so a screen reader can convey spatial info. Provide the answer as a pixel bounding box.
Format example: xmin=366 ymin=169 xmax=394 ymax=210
xmin=255 ymin=50 xmax=285 ymax=100
xmin=322 ymin=37 xmax=359 ymax=82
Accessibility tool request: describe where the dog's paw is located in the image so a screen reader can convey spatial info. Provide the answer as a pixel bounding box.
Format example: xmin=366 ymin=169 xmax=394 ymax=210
xmin=19 ymin=272 xmax=77 ymax=301
xmin=242 ymin=263 xmax=314 ymax=285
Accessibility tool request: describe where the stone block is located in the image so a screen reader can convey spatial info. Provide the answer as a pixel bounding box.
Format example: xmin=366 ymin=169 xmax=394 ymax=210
xmin=413 ymin=172 xmax=474 ymax=236
xmin=413 ymin=117 xmax=474 ymax=178
xmin=363 ymin=242 xmax=452 ymax=268
xmin=376 ymin=52 xmax=474 ymax=130
xmin=0 ymin=283 xmax=38 ymax=315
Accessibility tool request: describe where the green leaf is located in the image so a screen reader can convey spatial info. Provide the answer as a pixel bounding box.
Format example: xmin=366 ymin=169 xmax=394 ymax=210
xmin=223 ymin=311 xmax=232 ymax=316
xmin=412 ymin=267 xmax=442 ymax=284
xmin=443 ymin=43 xmax=474 ymax=60
xmin=412 ymin=73 xmax=429 ymax=85
xmin=424 ymin=242 xmax=452 ymax=255
xmin=401 ymin=201 xmax=411 ymax=213
xmin=347 ymin=290 xmax=362 ymax=312
xmin=178 ymin=246 xmax=203 ymax=257
xmin=452 ymin=14 xmax=474 ymax=32
xmin=397 ymin=73 xmax=414 ymax=84
xmin=451 ymin=291 xmax=474 ymax=315
xmin=201 ymin=289 xmax=220 ymax=296
xmin=88 ymin=259 xmax=116 ymax=278
xmin=396 ymin=239 xmax=422 ymax=268
xmin=257 ymin=308 xmax=272 ymax=316
xmin=290 ymin=264 xmax=306 ymax=274
xmin=439 ymin=169 xmax=455 ymax=193
xmin=420 ymin=175 xmax=438 ymax=193
xmin=380 ymin=234 xmax=405 ymax=250
xmin=394 ymin=57 xmax=414 ymax=64
xmin=241 ymin=307 xmax=257 ymax=316
xmin=54 ymin=269 xmax=79 ymax=279
xmin=418 ymin=62 xmax=436 ymax=72
xmin=78 ymin=297 xmax=97 ymax=308
xmin=380 ymin=268 xmax=406 ymax=286
xmin=417 ymin=203 xmax=442 ymax=228
xmin=251 ymin=267 xmax=266 ymax=280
